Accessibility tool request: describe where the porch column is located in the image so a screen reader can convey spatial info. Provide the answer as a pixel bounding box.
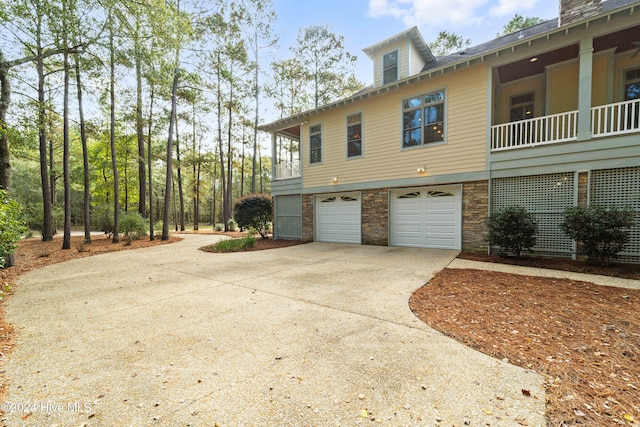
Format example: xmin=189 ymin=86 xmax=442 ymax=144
xmin=577 ymin=37 xmax=593 ymax=141
xmin=270 ymin=131 xmax=277 ymax=179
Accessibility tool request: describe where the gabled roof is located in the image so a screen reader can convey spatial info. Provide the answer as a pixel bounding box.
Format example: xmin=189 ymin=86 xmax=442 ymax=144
xmin=259 ymin=0 xmax=640 ymax=134
xmin=362 ymin=26 xmax=435 ymax=64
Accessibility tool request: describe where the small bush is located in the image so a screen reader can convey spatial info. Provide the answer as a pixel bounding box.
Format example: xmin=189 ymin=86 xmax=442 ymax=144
xmin=25 ymin=203 xmax=63 ymax=235
xmin=92 ymin=205 xmax=114 ymax=236
xmin=485 ymin=205 xmax=538 ymax=257
xmin=120 ymin=212 xmax=148 ymax=244
xmin=206 ymin=236 xmax=256 ymax=253
xmin=233 ymin=194 xmax=273 ymax=238
xmin=0 ymin=191 xmax=28 ymax=267
xmin=214 ymin=223 xmax=224 ymax=232
xmin=227 ymin=218 xmax=238 ymax=232
xmin=561 ymin=205 xmax=636 ymax=264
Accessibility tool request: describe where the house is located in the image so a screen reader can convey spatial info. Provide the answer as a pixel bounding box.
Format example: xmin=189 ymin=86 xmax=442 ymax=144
xmin=259 ymin=0 xmax=640 ymax=263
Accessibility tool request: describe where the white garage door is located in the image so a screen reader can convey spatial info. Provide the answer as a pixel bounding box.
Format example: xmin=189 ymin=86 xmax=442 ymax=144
xmin=315 ymin=193 xmax=361 ymax=243
xmin=390 ymin=186 xmax=461 ymax=250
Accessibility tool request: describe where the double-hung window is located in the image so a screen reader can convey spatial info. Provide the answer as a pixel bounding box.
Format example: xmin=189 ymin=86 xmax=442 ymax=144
xmin=625 ymin=68 xmax=640 ymax=129
xmin=383 ymin=51 xmax=398 ymax=85
xmin=347 ymin=113 xmax=362 ymax=158
xmin=309 ymin=124 xmax=322 ymax=164
xmin=402 ymin=90 xmax=445 ymax=148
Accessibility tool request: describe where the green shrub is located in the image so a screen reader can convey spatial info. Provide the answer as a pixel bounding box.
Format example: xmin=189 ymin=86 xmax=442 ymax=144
xmin=120 ymin=212 xmax=148 ymax=243
xmin=92 ymin=205 xmax=114 ymax=236
xmin=0 ymin=190 xmax=28 ymax=268
xmin=485 ymin=205 xmax=538 ymax=257
xmin=206 ymin=236 xmax=256 ymax=253
xmin=227 ymin=218 xmax=238 ymax=232
xmin=25 ymin=203 xmax=63 ymax=235
xmin=233 ymin=194 xmax=273 ymax=238
xmin=561 ymin=205 xmax=636 ymax=264
xmin=214 ymin=223 xmax=224 ymax=232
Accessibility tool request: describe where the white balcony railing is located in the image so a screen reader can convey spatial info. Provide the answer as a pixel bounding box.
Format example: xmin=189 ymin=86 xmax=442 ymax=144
xmin=491 ymin=110 xmax=578 ymax=151
xmin=591 ymin=99 xmax=640 ymax=138
xmin=274 ymin=160 xmax=300 ymax=180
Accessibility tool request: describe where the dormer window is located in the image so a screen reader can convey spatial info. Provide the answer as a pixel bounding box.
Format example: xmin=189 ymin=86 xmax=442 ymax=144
xmin=383 ymin=51 xmax=398 ymax=84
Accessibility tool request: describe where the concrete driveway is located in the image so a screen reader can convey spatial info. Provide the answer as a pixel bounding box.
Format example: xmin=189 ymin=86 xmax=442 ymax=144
xmin=4 ymin=235 xmax=545 ymax=426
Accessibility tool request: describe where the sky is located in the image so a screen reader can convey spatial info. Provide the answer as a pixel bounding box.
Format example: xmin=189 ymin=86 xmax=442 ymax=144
xmin=269 ymin=0 xmax=561 ymax=85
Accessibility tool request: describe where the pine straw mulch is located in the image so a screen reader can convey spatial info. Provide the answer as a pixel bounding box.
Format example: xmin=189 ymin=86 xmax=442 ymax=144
xmin=410 ymin=262 xmax=640 ymax=427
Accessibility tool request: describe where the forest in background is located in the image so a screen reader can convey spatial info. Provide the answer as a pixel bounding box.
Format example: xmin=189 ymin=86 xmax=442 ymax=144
xmin=0 ymin=0 xmax=363 ymax=246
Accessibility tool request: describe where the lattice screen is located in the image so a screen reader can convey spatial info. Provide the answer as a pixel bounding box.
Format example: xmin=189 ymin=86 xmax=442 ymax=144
xmin=590 ymin=166 xmax=640 ymax=263
xmin=491 ymin=172 xmax=575 ymax=257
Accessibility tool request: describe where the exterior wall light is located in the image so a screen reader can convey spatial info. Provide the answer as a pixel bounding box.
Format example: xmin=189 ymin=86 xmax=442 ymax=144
xmin=417 ymin=166 xmax=426 ymax=174
xmin=331 ymin=176 xmax=339 ymax=183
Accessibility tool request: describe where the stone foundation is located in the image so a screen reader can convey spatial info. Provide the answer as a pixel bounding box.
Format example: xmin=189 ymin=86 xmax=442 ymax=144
xmin=301 ymin=194 xmax=314 ymax=241
xmin=361 ymin=188 xmax=389 ymax=245
xmin=462 ymin=180 xmax=489 ymax=253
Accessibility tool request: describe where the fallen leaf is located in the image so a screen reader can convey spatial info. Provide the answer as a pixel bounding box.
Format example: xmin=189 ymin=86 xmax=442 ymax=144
xmin=515 ymin=417 xmax=528 ymax=426
xmin=521 ymin=389 xmax=531 ymax=396
xmin=483 ymin=408 xmax=492 ymax=415
xmin=574 ymin=409 xmax=586 ymax=417
xmin=623 ymin=413 xmax=635 ymax=423
xmin=360 ymin=408 xmax=369 ymax=418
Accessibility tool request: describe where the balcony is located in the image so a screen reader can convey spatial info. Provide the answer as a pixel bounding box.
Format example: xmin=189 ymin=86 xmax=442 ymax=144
xmin=274 ymin=160 xmax=300 ymax=180
xmin=491 ymin=99 xmax=640 ymax=151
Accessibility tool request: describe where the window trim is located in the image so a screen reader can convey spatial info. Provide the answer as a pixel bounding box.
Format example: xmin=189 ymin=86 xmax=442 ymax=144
xmin=309 ymin=123 xmax=323 ymax=165
xmin=623 ymin=67 xmax=640 ymax=101
xmin=509 ymin=91 xmax=535 ymax=122
xmin=382 ymin=50 xmax=399 ymax=85
xmin=401 ymin=88 xmax=447 ymax=150
xmin=346 ymin=112 xmax=363 ymax=160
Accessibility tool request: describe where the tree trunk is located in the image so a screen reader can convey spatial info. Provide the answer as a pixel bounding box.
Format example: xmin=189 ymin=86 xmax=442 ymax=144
xmin=135 ymin=20 xmax=146 ymax=217
xmin=148 ymin=83 xmax=155 ymax=240
xmin=251 ymin=36 xmax=259 ymax=194
xmin=0 ymin=50 xmax=11 ymax=190
xmin=162 ymin=56 xmax=180 ymax=241
xmin=175 ymin=121 xmax=185 ymax=231
xmin=37 ymin=54 xmax=53 ymax=241
xmin=62 ymin=20 xmax=71 ymax=250
xmin=192 ymin=103 xmax=199 ymax=230
xmin=240 ymin=128 xmax=245 ymax=197
xmin=109 ymin=25 xmax=119 ymax=243
xmin=75 ymin=54 xmax=91 ymax=244
xmin=225 ymin=84 xmax=233 ymax=229
xmin=215 ymin=53 xmax=228 ymax=231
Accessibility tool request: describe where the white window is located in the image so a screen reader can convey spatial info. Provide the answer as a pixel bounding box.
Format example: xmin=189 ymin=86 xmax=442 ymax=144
xmin=510 ymin=92 xmax=534 ymax=122
xmin=347 ymin=113 xmax=362 ymax=158
xmin=309 ymin=124 xmax=322 ymax=164
xmin=624 ymin=68 xmax=640 ymax=128
xmin=402 ymin=90 xmax=445 ymax=148
xmin=383 ymin=51 xmax=398 ymax=84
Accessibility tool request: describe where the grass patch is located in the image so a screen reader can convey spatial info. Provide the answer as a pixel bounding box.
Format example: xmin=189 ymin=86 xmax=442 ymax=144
xmin=201 ymin=236 xmax=256 ymax=253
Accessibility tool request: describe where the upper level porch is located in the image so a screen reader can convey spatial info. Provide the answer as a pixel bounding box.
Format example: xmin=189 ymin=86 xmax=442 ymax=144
xmin=490 ymin=23 xmax=640 ymax=152
xmin=491 ymin=98 xmax=640 ymax=150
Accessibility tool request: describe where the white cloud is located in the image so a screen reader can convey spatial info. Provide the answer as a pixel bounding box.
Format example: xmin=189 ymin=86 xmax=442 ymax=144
xmin=489 ymin=0 xmax=541 ymax=17
xmin=368 ymin=0 xmax=491 ymax=28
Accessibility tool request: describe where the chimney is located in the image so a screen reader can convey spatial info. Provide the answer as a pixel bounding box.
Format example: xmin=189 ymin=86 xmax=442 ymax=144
xmin=559 ymin=0 xmax=602 ymax=26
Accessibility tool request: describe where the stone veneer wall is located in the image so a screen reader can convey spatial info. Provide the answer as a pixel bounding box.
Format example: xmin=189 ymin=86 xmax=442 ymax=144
xmin=361 ymin=188 xmax=389 ymax=245
xmin=462 ymin=180 xmax=489 ymax=253
xmin=577 ymin=171 xmax=589 ymax=207
xmin=301 ymin=194 xmax=314 ymax=241
xmin=559 ymin=0 xmax=602 ymax=26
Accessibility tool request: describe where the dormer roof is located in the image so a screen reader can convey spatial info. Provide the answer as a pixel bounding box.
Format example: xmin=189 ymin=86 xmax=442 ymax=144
xmin=362 ymin=26 xmax=435 ymax=64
